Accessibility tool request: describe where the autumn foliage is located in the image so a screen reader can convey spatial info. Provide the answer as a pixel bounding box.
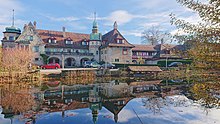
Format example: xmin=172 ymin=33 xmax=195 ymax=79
xmin=1 ymin=48 xmax=34 ymax=72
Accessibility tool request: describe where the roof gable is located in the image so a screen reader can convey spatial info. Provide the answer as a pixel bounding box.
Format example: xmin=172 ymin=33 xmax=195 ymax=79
xmin=102 ymin=29 xmax=134 ymax=48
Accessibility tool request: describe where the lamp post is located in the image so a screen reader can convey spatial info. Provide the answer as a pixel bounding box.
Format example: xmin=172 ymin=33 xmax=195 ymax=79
xmin=165 ymin=48 xmax=169 ymax=70
xmin=166 ymin=56 xmax=168 ymax=69
xmin=62 ymin=53 xmax=64 ymax=69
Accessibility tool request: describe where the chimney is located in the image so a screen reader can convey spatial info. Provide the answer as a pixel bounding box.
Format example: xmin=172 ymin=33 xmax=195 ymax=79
xmin=113 ymin=21 xmax=117 ymax=30
xmin=62 ymin=27 xmax=66 ymax=37
xmin=33 ymin=21 xmax=37 ymax=29
xmin=23 ymin=24 xmax=27 ymax=30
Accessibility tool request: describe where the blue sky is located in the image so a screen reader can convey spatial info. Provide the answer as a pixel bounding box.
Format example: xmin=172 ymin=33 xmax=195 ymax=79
xmin=0 ymin=0 xmax=202 ymax=44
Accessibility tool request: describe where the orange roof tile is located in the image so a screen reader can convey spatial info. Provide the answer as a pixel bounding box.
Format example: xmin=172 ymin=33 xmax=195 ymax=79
xmin=132 ymin=44 xmax=157 ymax=51
xmin=37 ymin=29 xmax=89 ymax=43
xmin=128 ymin=66 xmax=162 ymax=72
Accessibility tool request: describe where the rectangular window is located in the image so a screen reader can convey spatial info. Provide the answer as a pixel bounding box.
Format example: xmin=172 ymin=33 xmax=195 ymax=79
xmin=66 ymin=40 xmax=73 ymax=44
xmin=29 ymin=36 xmax=33 ymax=41
xmin=33 ymin=46 xmax=39 ymax=52
xmin=122 ymin=49 xmax=128 ymax=55
xmin=132 ymin=52 xmax=137 ymax=56
xmin=149 ymin=52 xmax=153 ymax=56
xmin=96 ymin=51 xmax=99 ymax=55
xmin=35 ymin=58 xmax=39 ymax=61
xmin=82 ymin=41 xmax=87 ymax=45
xmin=52 ymin=40 xmax=57 ymax=44
xmin=104 ymin=50 xmax=107 ymax=54
xmin=9 ymin=36 xmax=14 ymax=41
xmin=48 ymin=39 xmax=51 ymax=43
xmin=117 ymin=39 xmax=124 ymax=44
xmin=115 ymin=59 xmax=119 ymax=62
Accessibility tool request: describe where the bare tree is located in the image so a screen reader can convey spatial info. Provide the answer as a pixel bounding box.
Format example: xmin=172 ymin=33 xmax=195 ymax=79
xmin=2 ymin=48 xmax=34 ymax=72
xmin=141 ymin=26 xmax=169 ymax=45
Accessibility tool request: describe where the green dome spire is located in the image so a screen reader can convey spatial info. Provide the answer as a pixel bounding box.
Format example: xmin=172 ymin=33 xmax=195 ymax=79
xmin=4 ymin=9 xmax=21 ymax=34
xmin=92 ymin=12 xmax=98 ymax=29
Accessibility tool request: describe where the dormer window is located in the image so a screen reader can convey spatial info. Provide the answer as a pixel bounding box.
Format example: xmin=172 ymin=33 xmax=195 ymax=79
xmin=52 ymin=39 xmax=57 ymax=44
xmin=48 ymin=37 xmax=56 ymax=44
xmin=82 ymin=41 xmax=88 ymax=45
xmin=66 ymin=40 xmax=73 ymax=44
xmin=65 ymin=37 xmax=73 ymax=44
xmin=66 ymin=40 xmax=72 ymax=44
xmin=48 ymin=39 xmax=51 ymax=43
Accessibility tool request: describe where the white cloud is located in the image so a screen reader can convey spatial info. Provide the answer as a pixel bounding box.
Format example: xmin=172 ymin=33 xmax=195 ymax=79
xmin=179 ymin=15 xmax=201 ymax=24
xmin=107 ymin=10 xmax=134 ymax=25
xmin=121 ymin=30 xmax=142 ymax=37
xmin=45 ymin=15 xmax=79 ymax=22
xmin=90 ymin=10 xmax=148 ymax=26
xmin=170 ymin=29 xmax=188 ymax=36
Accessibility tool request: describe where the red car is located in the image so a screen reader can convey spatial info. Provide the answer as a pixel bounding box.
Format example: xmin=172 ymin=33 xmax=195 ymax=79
xmin=41 ymin=63 xmax=60 ymax=69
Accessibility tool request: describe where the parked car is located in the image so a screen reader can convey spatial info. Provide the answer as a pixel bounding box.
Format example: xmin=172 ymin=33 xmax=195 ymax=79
xmin=100 ymin=62 xmax=116 ymax=69
xmin=168 ymin=62 xmax=183 ymax=67
xmin=41 ymin=63 xmax=61 ymax=69
xmin=83 ymin=61 xmax=101 ymax=68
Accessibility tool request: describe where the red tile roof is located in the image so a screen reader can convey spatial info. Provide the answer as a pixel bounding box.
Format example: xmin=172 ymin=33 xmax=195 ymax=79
xmin=36 ymin=29 xmax=90 ymax=49
xmin=160 ymin=44 xmax=176 ymax=50
xmin=37 ymin=29 xmax=89 ymax=43
xmin=132 ymin=44 xmax=157 ymax=52
xmin=128 ymin=66 xmax=162 ymax=72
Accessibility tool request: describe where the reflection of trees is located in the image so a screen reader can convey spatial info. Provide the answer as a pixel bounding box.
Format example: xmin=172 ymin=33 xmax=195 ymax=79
xmin=62 ymin=71 xmax=96 ymax=85
xmin=1 ymin=83 xmax=36 ymax=114
xmin=191 ymin=82 xmax=220 ymax=109
xmin=142 ymin=95 xmax=192 ymax=114
xmin=142 ymin=97 xmax=167 ymax=114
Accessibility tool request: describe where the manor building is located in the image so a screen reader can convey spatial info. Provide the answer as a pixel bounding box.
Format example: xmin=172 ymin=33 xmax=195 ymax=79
xmin=1 ymin=18 xmax=183 ymax=67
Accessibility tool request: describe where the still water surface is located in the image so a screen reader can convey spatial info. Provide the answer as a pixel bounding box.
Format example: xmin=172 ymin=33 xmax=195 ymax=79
xmin=0 ymin=79 xmax=219 ymax=124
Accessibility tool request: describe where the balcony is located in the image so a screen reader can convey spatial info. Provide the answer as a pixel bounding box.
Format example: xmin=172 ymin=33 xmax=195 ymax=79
xmin=132 ymin=55 xmax=154 ymax=59
xmin=45 ymin=52 xmax=94 ymax=56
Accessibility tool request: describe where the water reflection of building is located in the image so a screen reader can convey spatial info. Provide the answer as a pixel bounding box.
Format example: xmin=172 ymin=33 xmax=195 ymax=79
xmin=0 ymin=80 xmax=164 ymax=123
xmin=89 ymin=86 xmax=102 ymax=124
xmin=100 ymin=80 xmax=131 ymax=98
xmin=129 ymin=80 xmax=162 ymax=97
xmin=38 ymin=80 xmax=162 ymax=123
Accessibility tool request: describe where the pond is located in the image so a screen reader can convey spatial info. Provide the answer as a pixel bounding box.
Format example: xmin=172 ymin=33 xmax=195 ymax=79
xmin=0 ymin=79 xmax=220 ymax=124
